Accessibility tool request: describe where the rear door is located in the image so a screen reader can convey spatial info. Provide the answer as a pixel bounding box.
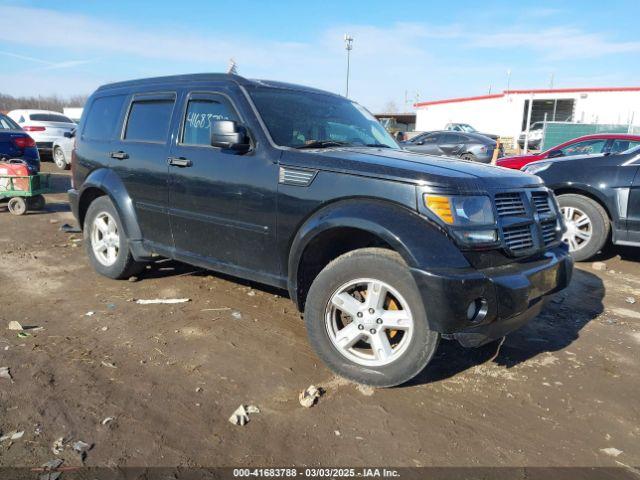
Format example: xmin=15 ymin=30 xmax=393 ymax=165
xmin=439 ymin=133 xmax=466 ymax=157
xmin=110 ymin=92 xmax=177 ymax=248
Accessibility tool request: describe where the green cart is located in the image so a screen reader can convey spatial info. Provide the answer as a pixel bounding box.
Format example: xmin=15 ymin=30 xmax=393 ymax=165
xmin=0 ymin=173 xmax=52 ymax=215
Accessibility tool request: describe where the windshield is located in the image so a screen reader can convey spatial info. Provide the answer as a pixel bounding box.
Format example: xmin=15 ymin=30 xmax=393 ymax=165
xmin=30 ymin=113 xmax=74 ymax=123
xmin=623 ymin=144 xmax=640 ymax=155
xmin=0 ymin=114 xmax=20 ymax=130
xmin=247 ymin=87 xmax=398 ymax=149
xmin=458 ymin=124 xmax=476 ymax=133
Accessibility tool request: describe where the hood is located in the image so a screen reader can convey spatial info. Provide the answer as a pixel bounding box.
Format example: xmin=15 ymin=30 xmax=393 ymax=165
xmin=282 ymin=147 xmax=542 ymax=193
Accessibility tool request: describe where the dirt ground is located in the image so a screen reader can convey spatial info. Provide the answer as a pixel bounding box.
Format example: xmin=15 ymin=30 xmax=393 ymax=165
xmin=0 ymin=162 xmax=639 ymax=470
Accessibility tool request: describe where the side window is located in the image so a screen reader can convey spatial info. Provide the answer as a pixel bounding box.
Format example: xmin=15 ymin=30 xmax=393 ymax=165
xmin=19 ymin=116 xmax=25 ymax=123
xmin=82 ymin=95 xmax=126 ymax=141
xmin=182 ymin=95 xmax=238 ymax=146
xmin=610 ymin=139 xmax=640 ymax=154
xmin=124 ymin=99 xmax=175 ymax=143
xmin=442 ymin=133 xmax=463 ymax=144
xmin=561 ymin=139 xmax=607 ymax=156
xmin=420 ymin=133 xmax=439 ymax=143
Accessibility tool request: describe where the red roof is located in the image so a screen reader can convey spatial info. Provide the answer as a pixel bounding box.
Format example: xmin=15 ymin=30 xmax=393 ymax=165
xmin=414 ymin=86 xmax=640 ymax=108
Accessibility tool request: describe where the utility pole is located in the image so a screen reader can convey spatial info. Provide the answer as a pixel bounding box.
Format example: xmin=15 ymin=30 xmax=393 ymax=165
xmin=344 ymin=34 xmax=354 ymax=98
xmin=506 ymin=69 xmax=511 ymax=92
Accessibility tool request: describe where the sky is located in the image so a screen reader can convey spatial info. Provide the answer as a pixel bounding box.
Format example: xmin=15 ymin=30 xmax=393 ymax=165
xmin=1 ymin=0 xmax=639 ymax=111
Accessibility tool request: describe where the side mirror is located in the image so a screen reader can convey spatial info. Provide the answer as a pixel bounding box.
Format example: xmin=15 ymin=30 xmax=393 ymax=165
xmin=211 ymin=120 xmax=251 ymax=153
xmin=416 ymin=140 xmax=424 ymax=145
xmin=547 ymin=149 xmax=563 ymax=158
xmin=64 ymin=130 xmax=75 ymax=138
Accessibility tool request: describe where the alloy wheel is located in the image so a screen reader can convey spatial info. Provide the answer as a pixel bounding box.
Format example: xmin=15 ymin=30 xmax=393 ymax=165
xmin=324 ymin=278 xmax=414 ymax=367
xmin=91 ymin=212 xmax=120 ymax=266
xmin=561 ymin=206 xmax=592 ymax=252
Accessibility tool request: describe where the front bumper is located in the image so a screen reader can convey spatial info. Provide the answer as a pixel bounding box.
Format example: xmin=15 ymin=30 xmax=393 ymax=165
xmin=411 ymin=244 xmax=573 ymax=346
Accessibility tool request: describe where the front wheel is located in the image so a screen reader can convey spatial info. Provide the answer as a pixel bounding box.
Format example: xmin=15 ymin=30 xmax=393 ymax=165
xmin=53 ymin=146 xmax=69 ymax=170
xmin=84 ymin=196 xmax=145 ymax=279
xmin=460 ymin=153 xmax=476 ymax=161
xmin=557 ymin=193 xmax=609 ymax=262
xmin=304 ymin=248 xmax=439 ymax=387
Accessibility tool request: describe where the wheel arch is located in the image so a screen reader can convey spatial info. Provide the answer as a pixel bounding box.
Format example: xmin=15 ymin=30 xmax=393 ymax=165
xmin=77 ymin=168 xmax=144 ymax=242
xmin=553 ymin=186 xmax=613 ymax=221
xmin=288 ymin=198 xmax=470 ymax=311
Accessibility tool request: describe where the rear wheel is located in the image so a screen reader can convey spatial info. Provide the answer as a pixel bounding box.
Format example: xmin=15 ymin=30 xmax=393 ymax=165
xmin=7 ymin=197 xmax=27 ymax=215
xmin=84 ymin=196 xmax=145 ymax=279
xmin=558 ymin=194 xmax=609 ymax=262
xmin=28 ymin=194 xmax=46 ymax=211
xmin=304 ymin=248 xmax=439 ymax=387
xmin=53 ymin=146 xmax=69 ymax=170
xmin=461 ymin=153 xmax=476 ymax=161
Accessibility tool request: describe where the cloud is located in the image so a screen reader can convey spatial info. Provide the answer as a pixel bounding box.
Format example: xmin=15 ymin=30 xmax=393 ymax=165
xmin=0 ymin=5 xmax=639 ymax=110
xmin=469 ymin=28 xmax=640 ymax=60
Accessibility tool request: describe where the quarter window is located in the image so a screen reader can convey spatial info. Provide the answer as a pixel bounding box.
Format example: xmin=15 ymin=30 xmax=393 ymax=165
xmin=182 ymin=96 xmax=238 ymax=146
xmin=124 ymin=99 xmax=174 ymax=143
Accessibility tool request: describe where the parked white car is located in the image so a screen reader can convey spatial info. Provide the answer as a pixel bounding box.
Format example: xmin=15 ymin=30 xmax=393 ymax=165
xmin=52 ymin=129 xmax=75 ymax=170
xmin=7 ymin=109 xmax=76 ymax=156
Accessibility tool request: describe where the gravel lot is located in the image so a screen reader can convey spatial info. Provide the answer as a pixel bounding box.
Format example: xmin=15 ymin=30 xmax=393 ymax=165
xmin=0 ymin=163 xmax=639 ymax=470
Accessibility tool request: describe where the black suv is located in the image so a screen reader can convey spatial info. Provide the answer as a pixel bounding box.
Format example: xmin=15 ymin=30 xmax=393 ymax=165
xmin=69 ymin=74 xmax=573 ymax=387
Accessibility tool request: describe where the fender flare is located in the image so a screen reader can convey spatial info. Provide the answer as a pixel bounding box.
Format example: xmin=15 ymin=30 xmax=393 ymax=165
xmin=287 ymin=199 xmax=471 ymax=304
xmin=77 ymin=168 xmax=151 ymax=260
xmin=551 ymin=182 xmax=613 ymax=218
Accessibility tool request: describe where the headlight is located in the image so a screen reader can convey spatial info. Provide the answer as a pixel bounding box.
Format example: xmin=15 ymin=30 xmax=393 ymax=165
xmin=522 ymin=162 xmax=551 ymax=175
xmin=424 ymin=194 xmax=494 ymax=226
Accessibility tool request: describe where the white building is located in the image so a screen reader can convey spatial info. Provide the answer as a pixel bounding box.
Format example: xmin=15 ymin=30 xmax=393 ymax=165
xmin=414 ymin=87 xmax=640 ymax=141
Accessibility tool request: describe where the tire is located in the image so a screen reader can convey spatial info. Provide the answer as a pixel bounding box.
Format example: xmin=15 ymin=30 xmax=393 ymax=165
xmin=7 ymin=197 xmax=27 ymax=215
xmin=557 ymin=193 xmax=609 ymax=262
xmin=304 ymin=248 xmax=439 ymax=387
xmin=28 ymin=194 xmax=46 ymax=211
xmin=53 ymin=146 xmax=69 ymax=170
xmin=461 ymin=153 xmax=476 ymax=161
xmin=84 ymin=196 xmax=145 ymax=279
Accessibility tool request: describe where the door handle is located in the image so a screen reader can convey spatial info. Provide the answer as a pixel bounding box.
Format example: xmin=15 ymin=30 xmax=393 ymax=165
xmin=110 ymin=151 xmax=129 ymax=160
xmin=168 ymin=156 xmax=192 ymax=167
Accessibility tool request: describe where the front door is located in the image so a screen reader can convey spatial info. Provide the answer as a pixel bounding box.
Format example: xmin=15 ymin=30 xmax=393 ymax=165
xmin=167 ymin=90 xmax=279 ymax=277
xmin=627 ymin=160 xmax=640 ymax=243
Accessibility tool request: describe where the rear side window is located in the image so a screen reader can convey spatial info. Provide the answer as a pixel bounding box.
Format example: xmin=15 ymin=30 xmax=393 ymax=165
xmin=610 ymin=139 xmax=640 ymax=154
xmin=30 ymin=113 xmax=73 ymax=123
xmin=83 ymin=95 xmax=126 ymax=141
xmin=124 ymin=99 xmax=174 ymax=143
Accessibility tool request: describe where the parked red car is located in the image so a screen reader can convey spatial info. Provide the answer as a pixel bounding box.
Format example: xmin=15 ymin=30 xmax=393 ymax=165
xmin=497 ymin=134 xmax=640 ymax=170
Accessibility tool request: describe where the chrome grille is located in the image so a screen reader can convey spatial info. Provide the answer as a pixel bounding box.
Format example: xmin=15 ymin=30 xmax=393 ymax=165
xmin=502 ymin=224 xmax=534 ymax=251
xmin=532 ymin=191 xmax=552 ymax=215
xmin=541 ymin=220 xmax=559 ymax=245
xmin=494 ymin=192 xmax=526 ymax=216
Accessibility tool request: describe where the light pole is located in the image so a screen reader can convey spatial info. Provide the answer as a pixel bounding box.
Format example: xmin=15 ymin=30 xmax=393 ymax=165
xmin=344 ymin=34 xmax=354 ymax=98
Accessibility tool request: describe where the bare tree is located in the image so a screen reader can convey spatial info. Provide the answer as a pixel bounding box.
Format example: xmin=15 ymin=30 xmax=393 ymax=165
xmin=382 ymin=100 xmax=399 ymax=113
xmin=0 ymin=93 xmax=88 ymax=113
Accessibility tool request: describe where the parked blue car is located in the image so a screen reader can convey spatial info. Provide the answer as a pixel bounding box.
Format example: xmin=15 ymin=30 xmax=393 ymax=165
xmin=0 ymin=113 xmax=40 ymax=172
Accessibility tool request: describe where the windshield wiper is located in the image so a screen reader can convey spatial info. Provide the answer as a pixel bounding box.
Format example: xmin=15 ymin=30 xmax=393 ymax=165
xmin=364 ymin=143 xmax=393 ymax=148
xmin=293 ymin=140 xmax=351 ymax=149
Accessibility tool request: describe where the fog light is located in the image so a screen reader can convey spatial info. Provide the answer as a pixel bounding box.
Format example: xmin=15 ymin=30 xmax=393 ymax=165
xmin=457 ymin=229 xmax=498 ymax=243
xmin=466 ymin=298 xmax=488 ymax=323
